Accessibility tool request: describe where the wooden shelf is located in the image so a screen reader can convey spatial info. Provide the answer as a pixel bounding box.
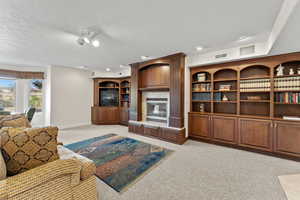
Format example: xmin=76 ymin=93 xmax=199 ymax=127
xmin=274 ymin=102 xmax=300 ymax=105
xmin=192 ymin=100 xmax=211 ymax=103
xmin=139 ymin=87 xmax=169 ymax=91
xmin=240 ymin=91 xmax=270 ymax=93
xmin=192 ymin=80 xmax=211 ymax=84
xmin=274 ymin=90 xmax=300 ymax=92
xmin=240 ymin=76 xmax=270 ymax=80
xmin=213 ymin=90 xmax=237 ymax=93
xmin=240 ymin=100 xmax=270 ymax=103
xmin=192 ymin=91 xmax=211 ymax=93
xmin=213 ymin=101 xmax=237 ymax=103
xmin=275 ymin=74 xmax=300 ymax=78
xmin=213 ymin=79 xmax=237 ymax=82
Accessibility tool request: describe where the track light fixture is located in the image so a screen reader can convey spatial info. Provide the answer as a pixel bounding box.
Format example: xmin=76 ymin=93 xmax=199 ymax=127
xmin=77 ymin=28 xmax=100 ymax=48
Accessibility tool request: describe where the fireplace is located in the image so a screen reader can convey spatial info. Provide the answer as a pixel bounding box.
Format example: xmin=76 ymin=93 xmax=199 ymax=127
xmin=141 ymin=91 xmax=169 ymax=125
xmin=146 ymin=98 xmax=168 ymax=123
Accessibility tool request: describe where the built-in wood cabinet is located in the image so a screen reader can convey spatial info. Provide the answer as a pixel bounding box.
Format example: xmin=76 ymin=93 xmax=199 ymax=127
xmin=212 ymin=116 xmax=237 ymax=144
xmin=91 ymin=107 xmax=120 ymax=124
xmin=189 ymin=113 xmax=300 ymax=158
xmin=274 ymin=121 xmax=300 ymax=157
xmin=189 ymin=114 xmax=210 ymax=139
xmin=92 ymin=77 xmax=130 ymax=125
xmin=238 ymin=118 xmax=272 ymax=151
xmin=189 ymin=52 xmax=300 ymax=159
xmin=139 ymin=64 xmax=170 ymax=89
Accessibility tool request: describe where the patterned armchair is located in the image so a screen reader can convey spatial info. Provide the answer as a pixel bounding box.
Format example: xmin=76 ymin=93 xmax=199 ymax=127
xmin=0 ymin=148 xmax=98 ymax=200
xmin=0 ymin=119 xmax=98 ymax=200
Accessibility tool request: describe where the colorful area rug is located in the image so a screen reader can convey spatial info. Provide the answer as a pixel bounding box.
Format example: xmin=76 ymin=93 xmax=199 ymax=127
xmin=65 ymin=134 xmax=173 ymax=192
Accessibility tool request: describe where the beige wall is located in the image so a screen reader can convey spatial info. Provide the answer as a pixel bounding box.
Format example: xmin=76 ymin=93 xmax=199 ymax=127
xmin=45 ymin=66 xmax=93 ymax=129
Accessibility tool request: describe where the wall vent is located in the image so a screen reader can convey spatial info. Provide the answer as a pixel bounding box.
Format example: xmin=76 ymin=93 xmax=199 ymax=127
xmin=240 ymin=45 xmax=255 ymax=56
xmin=215 ymin=53 xmax=227 ymax=59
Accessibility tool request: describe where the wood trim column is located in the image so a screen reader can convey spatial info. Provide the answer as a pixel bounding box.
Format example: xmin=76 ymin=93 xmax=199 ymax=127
xmin=129 ymin=63 xmax=141 ymax=121
xmin=169 ymin=54 xmax=185 ymax=128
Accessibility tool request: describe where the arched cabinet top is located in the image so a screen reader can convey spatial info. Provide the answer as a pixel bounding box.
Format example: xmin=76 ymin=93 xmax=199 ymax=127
xmin=192 ymin=71 xmax=211 ymax=82
xmin=240 ymin=65 xmax=270 ymax=79
xmin=99 ymin=81 xmax=119 ymax=88
xmin=213 ymin=68 xmax=237 ymax=81
xmin=139 ymin=62 xmax=170 ymax=71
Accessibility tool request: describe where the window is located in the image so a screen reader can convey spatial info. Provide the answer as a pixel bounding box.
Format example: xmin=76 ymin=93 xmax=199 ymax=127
xmin=29 ymin=79 xmax=43 ymax=112
xmin=0 ymin=78 xmax=16 ymax=114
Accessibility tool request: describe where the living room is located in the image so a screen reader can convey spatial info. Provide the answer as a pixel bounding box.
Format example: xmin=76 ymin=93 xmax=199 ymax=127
xmin=0 ymin=1 xmax=300 ymax=200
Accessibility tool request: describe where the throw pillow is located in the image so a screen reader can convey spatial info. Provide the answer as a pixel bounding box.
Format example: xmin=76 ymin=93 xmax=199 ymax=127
xmin=0 ymin=126 xmax=59 ymax=176
xmin=0 ymin=114 xmax=31 ymax=128
xmin=0 ymin=150 xmax=6 ymax=180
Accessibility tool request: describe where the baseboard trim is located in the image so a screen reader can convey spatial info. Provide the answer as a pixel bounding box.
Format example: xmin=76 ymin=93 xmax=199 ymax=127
xmin=59 ymin=123 xmax=92 ymax=130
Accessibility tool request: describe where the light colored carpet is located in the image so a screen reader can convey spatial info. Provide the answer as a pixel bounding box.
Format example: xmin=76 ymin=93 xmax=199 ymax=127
xmin=59 ymin=125 xmax=300 ymax=200
xmin=279 ymin=174 xmax=300 ymax=200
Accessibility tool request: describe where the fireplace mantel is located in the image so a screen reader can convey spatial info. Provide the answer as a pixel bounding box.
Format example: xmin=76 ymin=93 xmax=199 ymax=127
xmin=129 ymin=53 xmax=186 ymax=144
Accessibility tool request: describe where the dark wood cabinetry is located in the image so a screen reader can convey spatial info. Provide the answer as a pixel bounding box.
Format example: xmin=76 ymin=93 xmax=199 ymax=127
xmin=189 ymin=52 xmax=300 ymax=159
xmin=129 ymin=53 xmax=186 ymax=144
xmin=139 ymin=65 xmax=170 ymax=89
xmin=238 ymin=118 xmax=272 ymax=151
xmin=92 ymin=106 xmax=120 ymax=124
xmin=92 ymin=77 xmax=130 ymax=125
xmin=189 ymin=114 xmax=210 ymax=139
xmin=212 ymin=116 xmax=237 ymax=144
xmin=274 ymin=121 xmax=300 ymax=157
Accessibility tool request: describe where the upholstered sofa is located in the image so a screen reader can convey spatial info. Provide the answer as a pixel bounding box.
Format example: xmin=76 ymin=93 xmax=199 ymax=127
xmin=0 ymin=115 xmax=98 ymax=200
xmin=0 ymin=145 xmax=98 ymax=200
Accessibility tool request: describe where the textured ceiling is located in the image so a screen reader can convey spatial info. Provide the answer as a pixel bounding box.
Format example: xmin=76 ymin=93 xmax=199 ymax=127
xmin=0 ymin=0 xmax=283 ymax=71
xmin=270 ymin=1 xmax=300 ymax=55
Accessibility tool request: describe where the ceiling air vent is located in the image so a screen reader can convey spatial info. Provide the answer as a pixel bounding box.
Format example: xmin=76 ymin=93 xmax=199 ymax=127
xmin=215 ymin=53 xmax=228 ymax=59
xmin=240 ymin=45 xmax=255 ymax=56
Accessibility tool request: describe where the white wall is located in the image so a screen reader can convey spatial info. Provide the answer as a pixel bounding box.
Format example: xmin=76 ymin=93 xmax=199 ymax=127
xmin=46 ymin=66 xmax=93 ymax=129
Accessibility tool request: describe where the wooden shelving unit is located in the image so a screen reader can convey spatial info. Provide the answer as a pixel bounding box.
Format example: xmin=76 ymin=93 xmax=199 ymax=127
xmin=92 ymin=77 xmax=130 ymax=126
xmin=189 ymin=52 xmax=300 ymax=159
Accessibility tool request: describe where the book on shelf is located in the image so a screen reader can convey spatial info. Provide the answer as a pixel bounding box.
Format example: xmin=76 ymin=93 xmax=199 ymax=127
xmin=193 ymin=83 xmax=211 ymax=92
xmin=240 ymin=78 xmax=270 ymax=92
xmin=192 ymin=93 xmax=211 ymax=101
xmin=274 ymin=76 xmax=300 ymax=91
xmin=214 ymin=93 xmax=222 ymax=101
xmin=275 ymin=92 xmax=300 ymax=104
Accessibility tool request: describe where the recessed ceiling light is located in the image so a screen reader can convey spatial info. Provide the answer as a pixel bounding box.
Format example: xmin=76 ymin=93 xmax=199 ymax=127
xmin=141 ymin=56 xmax=150 ymax=60
xmin=106 ymin=68 xmax=111 ymax=72
xmin=238 ymin=36 xmax=251 ymax=42
xmin=196 ymin=46 xmax=204 ymax=51
xmin=78 ymin=66 xmax=87 ymax=69
xmin=92 ymin=39 xmax=100 ymax=47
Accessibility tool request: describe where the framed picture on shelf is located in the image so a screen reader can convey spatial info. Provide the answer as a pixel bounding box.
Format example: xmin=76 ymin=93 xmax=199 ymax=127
xmin=219 ymin=84 xmax=231 ymax=91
